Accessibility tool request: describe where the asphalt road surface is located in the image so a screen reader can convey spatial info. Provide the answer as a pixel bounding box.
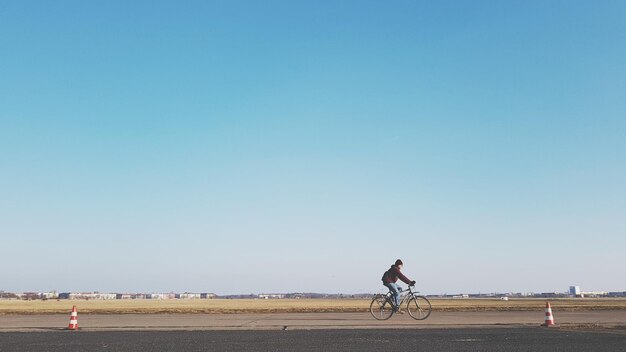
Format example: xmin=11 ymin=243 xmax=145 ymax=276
xmin=1 ymin=328 xmax=625 ymax=352
xmin=4 ymin=311 xmax=626 ymax=330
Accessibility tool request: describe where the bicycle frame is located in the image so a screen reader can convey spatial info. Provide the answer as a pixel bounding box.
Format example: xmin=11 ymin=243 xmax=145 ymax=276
xmin=384 ymin=285 xmax=419 ymax=306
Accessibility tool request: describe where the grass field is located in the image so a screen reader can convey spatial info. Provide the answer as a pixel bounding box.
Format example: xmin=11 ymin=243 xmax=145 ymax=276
xmin=1 ymin=298 xmax=626 ymax=315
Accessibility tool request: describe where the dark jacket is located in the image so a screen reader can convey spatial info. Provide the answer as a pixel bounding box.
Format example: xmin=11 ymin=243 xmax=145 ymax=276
xmin=382 ymin=265 xmax=411 ymax=284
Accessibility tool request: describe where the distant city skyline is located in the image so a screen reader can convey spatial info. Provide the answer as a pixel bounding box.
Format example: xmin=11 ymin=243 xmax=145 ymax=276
xmin=2 ymin=285 xmax=625 ymax=298
xmin=2 ymin=1 xmax=625 ymax=295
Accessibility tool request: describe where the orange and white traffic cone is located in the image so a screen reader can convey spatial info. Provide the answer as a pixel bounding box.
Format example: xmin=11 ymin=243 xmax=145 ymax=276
xmin=68 ymin=306 xmax=78 ymax=330
xmin=542 ymin=302 xmax=555 ymax=327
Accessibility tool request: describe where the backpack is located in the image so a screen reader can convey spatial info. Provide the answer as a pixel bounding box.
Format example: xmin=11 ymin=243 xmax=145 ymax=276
xmin=381 ymin=267 xmax=394 ymax=282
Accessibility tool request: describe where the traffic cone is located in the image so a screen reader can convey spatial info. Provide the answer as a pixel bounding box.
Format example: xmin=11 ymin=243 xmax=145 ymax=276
xmin=542 ymin=302 xmax=555 ymax=327
xmin=68 ymin=306 xmax=78 ymax=330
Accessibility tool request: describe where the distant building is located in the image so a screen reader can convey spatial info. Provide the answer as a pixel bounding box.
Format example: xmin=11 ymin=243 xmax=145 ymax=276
xmin=148 ymin=293 xmax=177 ymax=300
xmin=0 ymin=291 xmax=18 ymax=299
xmin=569 ymin=286 xmax=581 ymax=297
xmin=258 ymin=294 xmax=286 ymax=299
xmin=538 ymin=292 xmax=560 ymax=298
xmin=65 ymin=292 xmax=117 ymax=300
xmin=179 ymin=293 xmax=202 ymax=299
xmin=41 ymin=291 xmax=59 ymax=299
xmin=451 ymin=294 xmax=469 ymax=299
xmin=16 ymin=292 xmax=41 ymax=300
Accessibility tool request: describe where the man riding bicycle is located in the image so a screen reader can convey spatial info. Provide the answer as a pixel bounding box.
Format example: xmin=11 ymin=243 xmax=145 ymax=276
xmin=382 ymin=259 xmax=416 ymax=313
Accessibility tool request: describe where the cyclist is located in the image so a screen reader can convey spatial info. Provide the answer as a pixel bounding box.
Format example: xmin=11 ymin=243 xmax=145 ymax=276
xmin=382 ymin=259 xmax=416 ymax=313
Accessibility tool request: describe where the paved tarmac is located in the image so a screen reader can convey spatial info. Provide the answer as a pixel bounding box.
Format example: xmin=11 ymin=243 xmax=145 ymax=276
xmin=1 ymin=328 xmax=625 ymax=352
xmin=1 ymin=311 xmax=626 ymax=331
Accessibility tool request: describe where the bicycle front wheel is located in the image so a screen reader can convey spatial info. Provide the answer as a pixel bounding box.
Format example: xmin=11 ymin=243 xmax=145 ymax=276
xmin=370 ymin=294 xmax=394 ymax=320
xmin=407 ymin=295 xmax=432 ymax=320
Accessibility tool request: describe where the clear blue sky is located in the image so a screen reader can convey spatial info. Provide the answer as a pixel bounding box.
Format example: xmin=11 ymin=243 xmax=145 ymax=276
xmin=1 ymin=1 xmax=625 ymax=295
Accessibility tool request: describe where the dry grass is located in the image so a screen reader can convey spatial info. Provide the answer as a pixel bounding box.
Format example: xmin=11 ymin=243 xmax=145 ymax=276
xmin=431 ymin=298 xmax=626 ymax=312
xmin=1 ymin=298 xmax=626 ymax=315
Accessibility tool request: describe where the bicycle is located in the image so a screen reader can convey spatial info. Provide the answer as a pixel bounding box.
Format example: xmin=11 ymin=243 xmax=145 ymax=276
xmin=370 ymin=284 xmax=432 ymax=320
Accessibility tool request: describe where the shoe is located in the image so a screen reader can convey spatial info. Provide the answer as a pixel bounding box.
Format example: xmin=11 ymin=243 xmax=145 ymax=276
xmin=393 ymin=307 xmax=404 ymax=314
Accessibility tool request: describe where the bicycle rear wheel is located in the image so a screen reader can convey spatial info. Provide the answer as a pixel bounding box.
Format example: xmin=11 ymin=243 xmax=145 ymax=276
xmin=407 ymin=295 xmax=432 ymax=320
xmin=370 ymin=294 xmax=394 ymax=320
